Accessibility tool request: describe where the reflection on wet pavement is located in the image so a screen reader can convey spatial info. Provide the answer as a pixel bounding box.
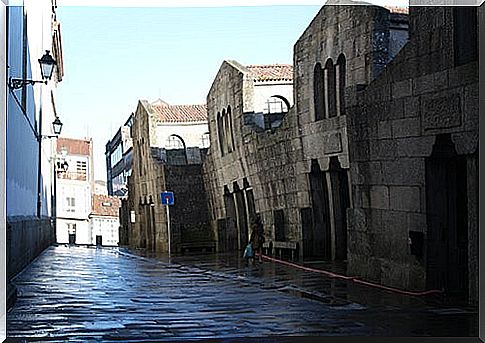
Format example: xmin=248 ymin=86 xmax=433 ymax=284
xmin=7 ymin=246 xmax=478 ymax=341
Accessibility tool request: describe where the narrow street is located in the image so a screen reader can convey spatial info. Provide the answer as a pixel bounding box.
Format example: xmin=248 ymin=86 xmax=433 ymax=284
xmin=7 ymin=245 xmax=478 ymax=341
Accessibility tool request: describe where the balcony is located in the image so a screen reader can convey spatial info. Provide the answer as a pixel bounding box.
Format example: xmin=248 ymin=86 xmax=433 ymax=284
xmin=57 ymin=171 xmax=87 ymax=181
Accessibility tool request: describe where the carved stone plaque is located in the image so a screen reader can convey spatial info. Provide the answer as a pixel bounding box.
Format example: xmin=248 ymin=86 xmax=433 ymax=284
xmin=324 ymin=132 xmax=342 ymax=154
xmin=423 ymin=93 xmax=461 ymax=130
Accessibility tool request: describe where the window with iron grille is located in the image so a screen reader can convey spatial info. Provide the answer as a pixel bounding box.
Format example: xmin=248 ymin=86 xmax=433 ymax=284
xmin=76 ymin=161 xmax=87 ymax=176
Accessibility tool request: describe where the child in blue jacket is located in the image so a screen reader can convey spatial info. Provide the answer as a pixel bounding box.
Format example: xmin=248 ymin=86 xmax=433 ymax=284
xmin=243 ymin=241 xmax=255 ymax=266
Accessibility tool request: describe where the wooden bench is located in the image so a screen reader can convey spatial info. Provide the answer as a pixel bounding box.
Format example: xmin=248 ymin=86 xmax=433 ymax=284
xmin=263 ymin=241 xmax=298 ymax=261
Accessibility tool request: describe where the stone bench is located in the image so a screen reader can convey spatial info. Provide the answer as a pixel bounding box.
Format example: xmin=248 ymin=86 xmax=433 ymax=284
xmin=263 ymin=241 xmax=298 ymax=261
xmin=179 ymin=241 xmax=216 ymax=254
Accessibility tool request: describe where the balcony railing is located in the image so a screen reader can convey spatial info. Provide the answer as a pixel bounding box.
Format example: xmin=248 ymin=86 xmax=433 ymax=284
xmin=57 ymin=172 xmax=87 ymax=181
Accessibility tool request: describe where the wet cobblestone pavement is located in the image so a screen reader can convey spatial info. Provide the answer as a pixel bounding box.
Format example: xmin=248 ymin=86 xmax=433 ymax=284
xmin=7 ymin=245 xmax=478 ymax=341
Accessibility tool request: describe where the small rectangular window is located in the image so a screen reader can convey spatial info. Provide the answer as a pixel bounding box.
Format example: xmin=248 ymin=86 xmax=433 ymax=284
xmin=66 ymin=197 xmax=76 ymax=212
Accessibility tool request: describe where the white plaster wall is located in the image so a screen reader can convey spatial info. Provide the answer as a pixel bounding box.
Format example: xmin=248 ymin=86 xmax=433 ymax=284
xmin=1 ymin=1 xmax=7 ymax=339
xmin=57 ymin=180 xmax=91 ymax=220
xmin=253 ymin=82 xmax=294 ymax=113
xmin=26 ymin=0 xmax=58 ymax=218
xmin=155 ymin=122 xmax=209 ymax=149
xmin=90 ymin=216 xmax=119 ymax=246
xmin=56 ymin=219 xmax=90 ymax=245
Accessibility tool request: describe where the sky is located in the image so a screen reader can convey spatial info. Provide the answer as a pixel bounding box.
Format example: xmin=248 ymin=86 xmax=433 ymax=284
xmin=55 ymin=5 xmax=323 ymax=181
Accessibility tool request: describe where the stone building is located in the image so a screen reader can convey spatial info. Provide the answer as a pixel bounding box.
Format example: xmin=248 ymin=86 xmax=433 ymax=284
xmin=293 ymin=6 xmax=408 ymax=261
xmin=203 ymin=62 xmax=297 ymax=253
xmin=345 ymin=6 xmax=479 ymax=303
xmin=202 ymin=5 xmax=478 ymax=304
xmin=125 ymin=100 xmax=213 ymax=253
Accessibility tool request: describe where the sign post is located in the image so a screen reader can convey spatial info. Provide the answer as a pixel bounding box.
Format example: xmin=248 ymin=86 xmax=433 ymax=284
xmin=160 ymin=191 xmax=174 ymax=259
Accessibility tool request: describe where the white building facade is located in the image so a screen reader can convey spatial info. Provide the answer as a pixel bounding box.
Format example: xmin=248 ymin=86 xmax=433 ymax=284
xmin=55 ymin=137 xmax=93 ymax=245
xmin=5 ymin=0 xmax=64 ymax=301
xmin=89 ymin=194 xmax=121 ymax=246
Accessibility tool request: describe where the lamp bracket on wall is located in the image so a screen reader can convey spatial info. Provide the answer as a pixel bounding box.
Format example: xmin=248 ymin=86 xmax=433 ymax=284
xmin=8 ymin=77 xmax=47 ymax=90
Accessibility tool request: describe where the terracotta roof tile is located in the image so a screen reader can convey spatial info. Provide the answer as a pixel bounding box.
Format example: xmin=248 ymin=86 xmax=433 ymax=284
xmin=91 ymin=194 xmax=121 ymax=217
xmin=152 ymin=104 xmax=208 ymax=123
xmin=246 ymin=64 xmax=293 ymax=82
xmin=57 ymin=137 xmax=91 ymax=156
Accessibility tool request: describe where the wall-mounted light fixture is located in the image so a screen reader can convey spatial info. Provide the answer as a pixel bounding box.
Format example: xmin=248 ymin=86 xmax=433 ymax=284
xmin=41 ymin=116 xmax=63 ymax=140
xmin=8 ymin=50 xmax=56 ymax=90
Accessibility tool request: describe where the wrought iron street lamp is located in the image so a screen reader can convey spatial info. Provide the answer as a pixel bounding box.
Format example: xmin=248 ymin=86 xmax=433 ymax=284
xmin=7 ymin=47 xmax=62 ymax=220
xmin=8 ymin=50 xmax=57 ymax=89
xmin=42 ymin=117 xmax=63 ymax=139
xmin=52 ymin=117 xmax=63 ymax=135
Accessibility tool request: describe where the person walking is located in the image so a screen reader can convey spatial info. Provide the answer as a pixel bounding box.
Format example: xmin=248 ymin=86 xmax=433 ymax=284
xmin=243 ymin=241 xmax=255 ymax=266
xmin=251 ymin=214 xmax=264 ymax=263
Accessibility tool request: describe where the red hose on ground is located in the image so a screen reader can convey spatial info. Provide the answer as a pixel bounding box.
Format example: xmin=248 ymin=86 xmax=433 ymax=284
xmin=259 ymin=254 xmax=443 ymax=297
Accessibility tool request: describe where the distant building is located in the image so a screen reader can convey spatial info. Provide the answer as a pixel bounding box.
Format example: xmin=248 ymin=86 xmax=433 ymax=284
xmin=89 ymin=194 xmax=121 ymax=246
xmin=123 ymin=100 xmax=213 ymax=253
xmin=105 ymin=114 xmax=134 ymax=197
xmin=94 ymin=180 xmax=108 ymax=195
xmin=203 ymin=62 xmax=296 ymax=253
xmin=56 ymin=137 xmax=94 ymax=245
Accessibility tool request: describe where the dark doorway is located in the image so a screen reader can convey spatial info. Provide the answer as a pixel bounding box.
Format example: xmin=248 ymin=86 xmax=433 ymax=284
xmin=234 ymin=183 xmax=248 ymax=249
xmin=139 ymin=198 xmax=147 ymax=249
xmin=217 ymin=219 xmax=227 ymax=252
xmin=425 ymin=134 xmax=468 ymax=299
xmin=308 ymin=159 xmax=331 ymax=259
xmin=96 ymin=235 xmax=103 ymax=246
xmin=301 ymin=207 xmax=314 ymax=257
xmin=274 ymin=209 xmax=285 ymax=241
xmin=245 ymin=188 xmax=256 ymax=223
xmin=68 ymin=223 xmax=76 ymax=245
xmin=224 ymin=186 xmax=238 ymax=251
xmin=329 ymin=157 xmax=350 ymax=261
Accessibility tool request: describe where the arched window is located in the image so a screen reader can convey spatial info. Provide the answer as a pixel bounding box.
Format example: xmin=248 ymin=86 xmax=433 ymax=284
xmin=227 ymin=106 xmax=235 ymax=151
xmin=324 ymin=59 xmax=336 ymax=118
xmin=217 ymin=111 xmax=224 ymax=156
xmin=222 ymin=108 xmax=231 ymax=153
xmin=165 ymin=134 xmax=185 ymax=150
xmin=263 ymin=96 xmax=290 ymax=130
xmin=313 ymin=63 xmax=325 ymax=121
xmin=201 ymin=132 xmax=210 ymax=148
xmin=336 ymin=54 xmax=346 ymax=116
xmin=264 ymin=96 xmax=289 ymax=114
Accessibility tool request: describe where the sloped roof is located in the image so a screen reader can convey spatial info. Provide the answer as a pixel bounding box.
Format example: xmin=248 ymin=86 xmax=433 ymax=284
xmin=57 ymin=137 xmax=91 ymax=156
xmin=91 ymin=194 xmax=121 ymax=217
xmin=246 ymin=64 xmax=293 ymax=82
xmin=152 ymin=104 xmax=208 ymax=123
xmin=151 ymin=98 xmax=171 ymax=106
